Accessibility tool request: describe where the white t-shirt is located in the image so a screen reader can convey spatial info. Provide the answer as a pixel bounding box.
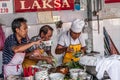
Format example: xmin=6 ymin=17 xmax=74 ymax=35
xmin=58 ymin=31 xmax=86 ymax=47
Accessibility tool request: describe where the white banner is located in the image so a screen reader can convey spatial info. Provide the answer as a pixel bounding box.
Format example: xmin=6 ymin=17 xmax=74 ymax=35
xmin=0 ymin=0 xmax=13 ymax=14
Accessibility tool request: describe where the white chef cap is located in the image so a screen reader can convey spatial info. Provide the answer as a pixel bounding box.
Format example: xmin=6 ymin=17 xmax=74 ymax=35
xmin=71 ymin=19 xmax=85 ymax=33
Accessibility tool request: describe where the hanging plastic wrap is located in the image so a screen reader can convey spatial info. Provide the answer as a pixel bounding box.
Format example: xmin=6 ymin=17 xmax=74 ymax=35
xmin=0 ymin=25 xmax=5 ymax=51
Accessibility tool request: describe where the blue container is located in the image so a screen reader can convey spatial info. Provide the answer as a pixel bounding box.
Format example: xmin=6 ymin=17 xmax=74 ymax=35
xmin=75 ymin=4 xmax=81 ymax=10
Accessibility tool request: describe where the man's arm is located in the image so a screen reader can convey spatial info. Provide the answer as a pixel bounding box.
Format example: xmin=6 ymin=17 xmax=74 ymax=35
xmin=29 ymin=55 xmax=53 ymax=64
xmin=46 ymin=50 xmax=53 ymax=56
xmin=12 ymin=40 xmax=42 ymax=53
xmin=81 ymin=46 xmax=86 ymax=54
xmin=25 ymin=49 xmax=53 ymax=64
xmin=55 ymin=44 xmax=67 ymax=54
xmin=28 ymin=53 xmax=53 ymax=64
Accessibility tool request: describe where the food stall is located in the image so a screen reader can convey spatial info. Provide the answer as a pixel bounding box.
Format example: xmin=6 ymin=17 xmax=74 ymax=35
xmin=1 ymin=0 xmax=120 ymax=80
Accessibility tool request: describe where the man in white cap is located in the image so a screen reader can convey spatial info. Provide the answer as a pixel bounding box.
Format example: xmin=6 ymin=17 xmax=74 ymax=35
xmin=55 ymin=19 xmax=86 ymax=64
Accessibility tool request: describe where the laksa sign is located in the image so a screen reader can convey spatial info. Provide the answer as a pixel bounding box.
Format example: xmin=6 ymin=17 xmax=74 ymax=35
xmin=14 ymin=0 xmax=74 ymax=12
xmin=105 ymin=0 xmax=120 ymax=3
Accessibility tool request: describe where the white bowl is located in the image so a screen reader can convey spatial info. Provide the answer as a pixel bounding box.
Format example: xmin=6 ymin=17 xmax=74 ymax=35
xmin=69 ymin=68 xmax=83 ymax=73
xmin=40 ymin=64 xmax=52 ymax=68
xmin=49 ymin=73 xmax=65 ymax=80
xmin=35 ymin=70 xmax=49 ymax=80
xmin=69 ymin=69 xmax=83 ymax=79
xmin=79 ymin=71 xmax=87 ymax=79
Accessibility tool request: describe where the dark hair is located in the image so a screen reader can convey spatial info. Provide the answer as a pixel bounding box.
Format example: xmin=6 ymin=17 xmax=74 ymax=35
xmin=11 ymin=17 xmax=27 ymax=33
xmin=39 ymin=25 xmax=53 ymax=36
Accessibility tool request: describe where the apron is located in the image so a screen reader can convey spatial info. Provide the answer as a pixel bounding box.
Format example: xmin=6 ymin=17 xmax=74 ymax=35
xmin=22 ymin=49 xmax=44 ymax=68
xmin=4 ymin=53 xmax=25 ymax=78
xmin=63 ymin=32 xmax=82 ymax=63
xmin=63 ymin=44 xmax=81 ymax=63
xmin=22 ymin=58 xmax=38 ymax=68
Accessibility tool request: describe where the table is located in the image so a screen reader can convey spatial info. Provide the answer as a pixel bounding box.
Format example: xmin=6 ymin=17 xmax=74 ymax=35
xmin=79 ymin=54 xmax=110 ymax=80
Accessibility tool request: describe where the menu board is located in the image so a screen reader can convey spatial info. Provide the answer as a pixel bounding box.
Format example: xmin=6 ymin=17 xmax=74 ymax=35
xmin=37 ymin=11 xmax=53 ymax=23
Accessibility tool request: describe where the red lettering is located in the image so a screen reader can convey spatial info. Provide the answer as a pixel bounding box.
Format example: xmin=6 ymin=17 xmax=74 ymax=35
xmin=14 ymin=0 xmax=74 ymax=12
xmin=5 ymin=8 xmax=8 ymax=13
xmin=0 ymin=8 xmax=9 ymax=13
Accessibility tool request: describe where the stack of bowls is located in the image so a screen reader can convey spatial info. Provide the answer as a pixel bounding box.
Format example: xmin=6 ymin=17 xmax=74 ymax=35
xmin=35 ymin=70 xmax=49 ymax=80
xmin=49 ymin=73 xmax=65 ymax=80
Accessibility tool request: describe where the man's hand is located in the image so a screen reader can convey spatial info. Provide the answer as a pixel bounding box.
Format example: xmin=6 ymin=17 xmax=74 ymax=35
xmin=33 ymin=49 xmax=41 ymax=57
xmin=33 ymin=39 xmax=43 ymax=46
xmin=66 ymin=47 xmax=74 ymax=53
xmin=46 ymin=56 xmax=53 ymax=64
xmin=35 ymin=39 xmax=42 ymax=45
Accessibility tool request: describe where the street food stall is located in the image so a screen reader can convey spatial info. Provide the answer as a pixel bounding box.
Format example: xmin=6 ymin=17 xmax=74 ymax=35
xmin=1 ymin=0 xmax=120 ymax=80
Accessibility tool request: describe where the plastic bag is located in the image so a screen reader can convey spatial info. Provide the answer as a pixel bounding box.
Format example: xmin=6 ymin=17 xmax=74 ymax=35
xmin=0 ymin=25 xmax=5 ymax=51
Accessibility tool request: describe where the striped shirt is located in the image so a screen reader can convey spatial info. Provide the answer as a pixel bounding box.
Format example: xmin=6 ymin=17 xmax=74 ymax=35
xmin=26 ymin=36 xmax=41 ymax=52
xmin=2 ymin=34 xmax=27 ymax=64
xmin=26 ymin=36 xmax=51 ymax=52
